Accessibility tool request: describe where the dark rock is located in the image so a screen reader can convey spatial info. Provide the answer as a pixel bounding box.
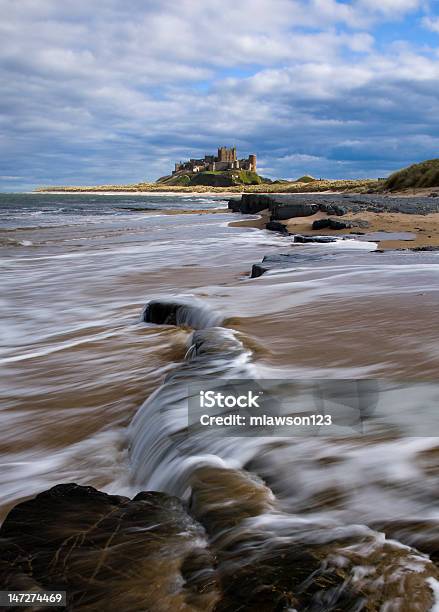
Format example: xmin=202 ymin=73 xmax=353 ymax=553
xmin=227 ymin=199 xmax=242 ymax=212
xmin=251 ymin=263 xmax=269 ymax=278
xmin=429 ymin=192 xmax=439 ymax=197
xmin=143 ymin=299 xmax=220 ymax=328
xmin=333 ymin=205 xmax=348 ymax=216
xmin=271 ymin=202 xmax=318 ymax=220
xmin=294 ymin=234 xmax=338 ymax=243
xmin=265 ymin=220 xmax=288 ymax=234
xmin=312 ymin=218 xmax=330 ymax=230
xmin=318 ymin=203 xmax=348 ymax=216
xmin=239 ymin=194 xmax=272 ymax=214
xmin=411 ymin=246 xmax=439 ymax=252
xmin=231 ymin=193 xmax=439 ymax=218
xmin=0 ymin=483 xmax=219 ymax=612
xmin=250 ymin=252 xmax=333 ymax=277
xmin=312 ymin=218 xmax=370 ymax=230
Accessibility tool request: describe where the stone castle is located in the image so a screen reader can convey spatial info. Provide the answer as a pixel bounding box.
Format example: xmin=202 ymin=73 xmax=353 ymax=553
xmin=173 ymin=147 xmax=257 ymax=175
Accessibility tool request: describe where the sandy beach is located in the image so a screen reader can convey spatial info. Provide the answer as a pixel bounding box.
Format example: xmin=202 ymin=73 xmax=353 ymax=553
xmin=231 ymin=205 xmax=439 ymax=250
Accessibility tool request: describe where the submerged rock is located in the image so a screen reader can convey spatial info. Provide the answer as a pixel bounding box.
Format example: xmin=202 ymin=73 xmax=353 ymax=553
xmin=143 ymin=298 xmax=221 ymax=328
xmin=0 ymin=483 xmax=219 ymax=612
xmin=250 ymin=252 xmax=332 ymax=277
xmin=293 ymin=234 xmax=338 ymax=243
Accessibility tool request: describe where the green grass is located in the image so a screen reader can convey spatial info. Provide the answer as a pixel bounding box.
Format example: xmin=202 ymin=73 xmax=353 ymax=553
xmin=385 ymin=159 xmax=439 ymax=191
xmin=296 ymin=175 xmax=316 ymax=183
xmin=158 ymin=170 xmax=263 ymax=187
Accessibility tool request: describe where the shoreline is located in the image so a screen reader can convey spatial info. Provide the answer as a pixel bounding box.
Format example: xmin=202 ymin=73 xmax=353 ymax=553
xmin=34 ymin=186 xmax=439 ymax=197
xmin=230 ymin=207 xmax=439 ymax=250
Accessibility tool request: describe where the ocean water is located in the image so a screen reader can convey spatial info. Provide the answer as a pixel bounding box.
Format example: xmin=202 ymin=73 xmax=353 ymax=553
xmin=1 ymin=193 xmax=439 ymax=609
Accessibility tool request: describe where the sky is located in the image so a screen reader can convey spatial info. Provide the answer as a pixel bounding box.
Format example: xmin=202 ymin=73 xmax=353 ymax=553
xmin=1 ymin=0 xmax=439 ymax=191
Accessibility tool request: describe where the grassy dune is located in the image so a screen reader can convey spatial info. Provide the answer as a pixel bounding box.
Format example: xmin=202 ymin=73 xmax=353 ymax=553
xmin=385 ymin=159 xmax=439 ymax=191
xmin=37 ymin=178 xmax=383 ymax=194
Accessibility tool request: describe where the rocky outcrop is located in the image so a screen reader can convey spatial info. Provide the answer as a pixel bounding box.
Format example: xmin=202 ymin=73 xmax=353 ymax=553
xmin=229 ymin=193 xmax=439 ymax=218
xmin=0 ymin=484 xmax=219 ymax=612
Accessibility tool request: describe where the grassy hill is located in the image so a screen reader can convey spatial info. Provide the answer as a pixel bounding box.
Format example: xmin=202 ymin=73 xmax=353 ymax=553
xmin=296 ymin=175 xmax=316 ymax=183
xmin=156 ymin=170 xmax=263 ymax=187
xmin=385 ymin=159 xmax=439 ymax=191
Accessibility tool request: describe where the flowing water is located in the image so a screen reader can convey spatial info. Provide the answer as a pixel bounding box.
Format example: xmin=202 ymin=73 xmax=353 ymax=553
xmin=1 ymin=193 xmax=439 ymax=609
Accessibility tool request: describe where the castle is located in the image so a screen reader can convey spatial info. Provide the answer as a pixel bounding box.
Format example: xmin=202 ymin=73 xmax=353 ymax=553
xmin=172 ymin=147 xmax=257 ymax=175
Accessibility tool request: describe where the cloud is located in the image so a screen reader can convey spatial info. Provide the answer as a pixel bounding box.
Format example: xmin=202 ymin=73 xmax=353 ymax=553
xmin=422 ymin=15 xmax=439 ymax=33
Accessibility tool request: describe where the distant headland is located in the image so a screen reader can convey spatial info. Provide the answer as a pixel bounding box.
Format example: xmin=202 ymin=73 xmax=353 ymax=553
xmin=35 ymin=157 xmax=439 ymax=195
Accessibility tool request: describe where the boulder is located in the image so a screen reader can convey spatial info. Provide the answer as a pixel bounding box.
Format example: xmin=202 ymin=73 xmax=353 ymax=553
xmin=239 ymin=194 xmax=271 ymax=214
xmin=312 ymin=218 xmax=331 ymax=230
xmin=0 ymin=484 xmax=219 ymax=612
xmin=251 ymin=263 xmax=269 ymax=278
xmin=265 ymin=220 xmax=288 ymax=234
xmin=271 ymin=202 xmax=318 ymax=220
xmin=143 ymin=299 xmax=221 ymax=328
xmin=227 ymin=199 xmax=242 ymax=212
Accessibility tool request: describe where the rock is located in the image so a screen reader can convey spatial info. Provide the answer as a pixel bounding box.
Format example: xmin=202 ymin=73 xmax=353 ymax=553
xmin=265 ymin=220 xmax=288 ymax=234
xmin=411 ymin=246 xmax=439 ymax=252
xmin=294 ymin=234 xmax=338 ymax=243
xmin=312 ymin=218 xmax=330 ymax=230
xmin=250 ymin=252 xmax=332 ymax=277
xmin=333 ymin=204 xmax=348 ymax=216
xmin=239 ymin=194 xmax=272 ymax=214
xmin=429 ymin=192 xmax=439 ymax=198
xmin=251 ymin=263 xmax=269 ymax=278
xmin=319 ymin=203 xmax=348 ymax=216
xmin=227 ymin=199 xmax=242 ymax=212
xmin=0 ymin=483 xmax=219 ymax=612
xmin=230 ymin=193 xmax=439 ymax=218
xmin=312 ymin=218 xmax=370 ymax=230
xmin=270 ymin=202 xmax=318 ymax=220
xmin=143 ymin=299 xmax=221 ymax=328
xmin=329 ymin=218 xmax=370 ymax=230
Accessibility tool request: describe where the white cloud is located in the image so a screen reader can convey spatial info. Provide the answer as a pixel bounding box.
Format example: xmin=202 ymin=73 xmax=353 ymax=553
xmin=422 ymin=15 xmax=439 ymax=33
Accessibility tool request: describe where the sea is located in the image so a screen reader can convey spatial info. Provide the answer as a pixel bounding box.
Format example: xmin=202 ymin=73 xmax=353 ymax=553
xmin=1 ymin=192 xmax=439 ymax=609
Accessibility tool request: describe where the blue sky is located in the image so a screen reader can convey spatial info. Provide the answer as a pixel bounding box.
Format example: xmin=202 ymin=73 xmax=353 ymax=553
xmin=1 ymin=0 xmax=439 ymax=191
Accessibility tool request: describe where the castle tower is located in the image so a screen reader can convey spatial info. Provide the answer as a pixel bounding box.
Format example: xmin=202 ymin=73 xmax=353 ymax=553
xmin=248 ymin=154 xmax=257 ymax=172
xmin=217 ymin=146 xmax=237 ymax=163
